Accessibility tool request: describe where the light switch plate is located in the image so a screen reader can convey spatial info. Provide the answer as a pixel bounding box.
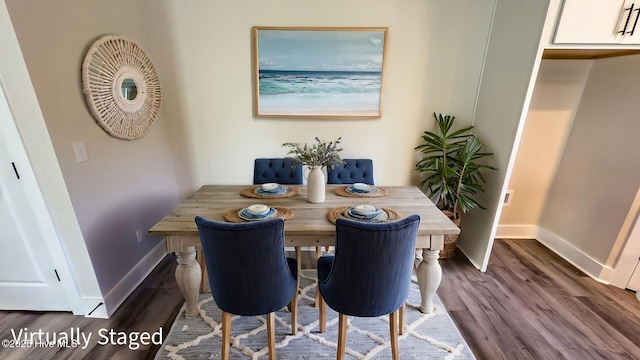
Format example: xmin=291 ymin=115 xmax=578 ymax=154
xmin=503 ymin=190 xmax=514 ymax=206
xmin=73 ymin=142 xmax=89 ymax=163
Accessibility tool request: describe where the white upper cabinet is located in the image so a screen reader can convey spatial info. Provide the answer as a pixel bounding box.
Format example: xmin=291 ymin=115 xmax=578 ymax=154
xmin=554 ymin=0 xmax=640 ymax=44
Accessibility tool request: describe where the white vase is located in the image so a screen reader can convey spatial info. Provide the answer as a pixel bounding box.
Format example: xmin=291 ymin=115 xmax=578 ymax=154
xmin=306 ymin=166 xmax=325 ymax=203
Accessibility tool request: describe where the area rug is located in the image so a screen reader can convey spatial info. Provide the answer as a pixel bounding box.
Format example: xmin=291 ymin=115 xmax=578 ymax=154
xmin=155 ymin=270 xmax=475 ymax=359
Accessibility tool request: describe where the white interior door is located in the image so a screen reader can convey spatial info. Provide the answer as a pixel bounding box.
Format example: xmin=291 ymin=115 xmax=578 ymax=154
xmin=0 ymin=82 xmax=70 ymax=311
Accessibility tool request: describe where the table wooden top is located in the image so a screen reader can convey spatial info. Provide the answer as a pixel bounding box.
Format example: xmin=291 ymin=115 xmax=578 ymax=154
xmin=149 ymin=185 xmax=460 ymax=238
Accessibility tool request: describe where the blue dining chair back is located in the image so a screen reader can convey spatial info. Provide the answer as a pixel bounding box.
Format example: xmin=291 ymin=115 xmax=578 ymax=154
xmin=194 ymin=216 xmax=298 ymax=359
xmin=317 ymin=215 xmax=420 ymax=359
xmin=326 ymin=158 xmax=374 ymax=185
xmin=253 ymin=158 xmax=303 ymax=185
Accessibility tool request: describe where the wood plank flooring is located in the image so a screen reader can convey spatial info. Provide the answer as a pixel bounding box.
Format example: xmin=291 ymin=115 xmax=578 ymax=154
xmin=437 ymin=239 xmax=640 ymax=360
xmin=0 ymin=254 xmax=184 ymax=360
xmin=1 ymin=240 xmax=639 ymax=359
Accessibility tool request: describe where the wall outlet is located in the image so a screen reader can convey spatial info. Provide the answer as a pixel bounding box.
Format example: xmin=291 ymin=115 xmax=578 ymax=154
xmin=135 ymin=229 xmax=144 ymax=243
xmin=503 ymin=190 xmax=514 ymax=206
xmin=72 ymin=142 xmax=89 ymax=163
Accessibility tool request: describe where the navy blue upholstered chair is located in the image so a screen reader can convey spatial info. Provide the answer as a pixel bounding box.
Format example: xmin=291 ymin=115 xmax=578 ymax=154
xmin=194 ymin=216 xmax=298 ymax=360
xmin=326 ymin=158 xmax=374 ymax=185
xmin=317 ymin=215 xmax=420 ymax=360
xmin=253 ymin=158 xmax=303 ymax=185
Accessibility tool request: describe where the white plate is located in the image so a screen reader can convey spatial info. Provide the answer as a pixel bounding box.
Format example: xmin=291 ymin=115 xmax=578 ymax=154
xmin=247 ymin=204 xmax=269 ymax=215
xmin=255 ymin=186 xmax=287 ymax=195
xmin=346 ymin=185 xmax=376 ymax=195
xmin=352 ymin=204 xmax=378 ymax=215
xmin=238 ymin=207 xmax=277 ymax=221
xmin=345 ymin=207 xmax=387 ymax=221
xmin=353 ymin=183 xmax=371 ymax=191
xmin=261 ymin=183 xmax=279 ymax=192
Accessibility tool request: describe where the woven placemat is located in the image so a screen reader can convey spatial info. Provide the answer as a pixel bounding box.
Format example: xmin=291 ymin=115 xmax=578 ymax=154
xmin=333 ymin=186 xmax=387 ymax=198
xmin=326 ymin=206 xmax=401 ymax=224
xmin=223 ymin=207 xmax=294 ymax=223
xmin=240 ymin=186 xmax=301 ymax=199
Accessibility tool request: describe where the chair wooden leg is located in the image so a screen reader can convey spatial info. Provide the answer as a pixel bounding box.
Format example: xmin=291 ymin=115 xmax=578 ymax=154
xmin=314 ymin=246 xmax=322 ymax=307
xmin=267 ymin=312 xmax=276 ymax=360
xmin=290 ymin=281 xmax=298 ymax=335
xmin=287 ymin=246 xmax=301 ymax=315
xmin=398 ymin=304 xmax=405 ymax=335
xmin=295 ymin=246 xmax=302 ymax=282
xmin=221 ymin=311 xmax=231 ymax=360
xmin=389 ymin=310 xmax=399 ymax=360
xmin=318 ymin=291 xmax=327 ymax=333
xmin=337 ymin=313 xmax=347 ymax=360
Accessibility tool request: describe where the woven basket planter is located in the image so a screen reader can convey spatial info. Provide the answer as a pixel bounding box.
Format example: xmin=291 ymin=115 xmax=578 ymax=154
xmin=440 ymin=210 xmax=461 ymax=258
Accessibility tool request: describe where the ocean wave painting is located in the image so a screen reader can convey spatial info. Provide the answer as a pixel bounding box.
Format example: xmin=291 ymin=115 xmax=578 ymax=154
xmin=253 ymin=27 xmax=388 ymax=118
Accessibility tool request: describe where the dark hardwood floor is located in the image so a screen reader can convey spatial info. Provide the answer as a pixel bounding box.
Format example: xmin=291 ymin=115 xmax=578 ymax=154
xmin=1 ymin=240 xmax=639 ymax=359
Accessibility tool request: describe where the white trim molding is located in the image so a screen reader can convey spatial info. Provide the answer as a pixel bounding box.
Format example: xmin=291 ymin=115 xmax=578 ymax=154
xmin=608 ymin=186 xmax=640 ymax=289
xmin=102 ymin=239 xmax=168 ymax=317
xmin=537 ymin=227 xmax=612 ymax=284
xmin=495 ymin=225 xmax=538 ymax=239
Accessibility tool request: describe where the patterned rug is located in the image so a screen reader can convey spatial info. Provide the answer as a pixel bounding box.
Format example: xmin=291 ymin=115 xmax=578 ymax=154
xmin=155 ymin=270 xmax=475 ymax=359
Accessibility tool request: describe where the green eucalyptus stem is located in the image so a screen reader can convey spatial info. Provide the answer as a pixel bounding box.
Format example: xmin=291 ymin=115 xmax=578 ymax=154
xmin=283 ymin=137 xmax=345 ymax=169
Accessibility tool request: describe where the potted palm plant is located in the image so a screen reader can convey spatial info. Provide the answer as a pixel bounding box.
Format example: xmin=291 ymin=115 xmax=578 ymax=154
xmin=415 ymin=113 xmax=496 ymax=257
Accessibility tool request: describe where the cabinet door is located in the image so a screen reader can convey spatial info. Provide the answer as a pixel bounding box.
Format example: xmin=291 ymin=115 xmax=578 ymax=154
xmin=621 ymin=4 xmax=640 ymax=44
xmin=554 ymin=0 xmax=629 ymax=44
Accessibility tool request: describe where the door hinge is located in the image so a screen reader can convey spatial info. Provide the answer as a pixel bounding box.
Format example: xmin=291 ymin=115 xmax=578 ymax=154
xmin=54 ymin=269 xmax=61 ymax=281
xmin=11 ymin=162 xmax=20 ymax=179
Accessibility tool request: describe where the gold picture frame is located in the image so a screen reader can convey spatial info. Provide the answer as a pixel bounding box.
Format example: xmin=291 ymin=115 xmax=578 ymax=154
xmin=252 ymin=26 xmax=388 ymax=119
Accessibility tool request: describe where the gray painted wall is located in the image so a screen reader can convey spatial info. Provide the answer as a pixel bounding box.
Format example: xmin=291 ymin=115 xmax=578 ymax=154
xmin=540 ymin=54 xmax=640 ymax=265
xmin=5 ymin=0 xmax=182 ymax=312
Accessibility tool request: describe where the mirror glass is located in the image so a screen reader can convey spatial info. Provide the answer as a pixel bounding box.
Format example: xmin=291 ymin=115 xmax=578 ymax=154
xmin=120 ymin=78 xmax=138 ymax=101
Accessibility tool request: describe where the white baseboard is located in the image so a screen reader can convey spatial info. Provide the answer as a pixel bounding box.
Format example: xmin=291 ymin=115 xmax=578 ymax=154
xmin=67 ymin=296 xmax=106 ymax=318
xmin=536 ymin=227 xmax=611 ymax=284
xmin=495 ymin=225 xmax=538 ymax=239
xmin=102 ymin=239 xmax=168 ymax=317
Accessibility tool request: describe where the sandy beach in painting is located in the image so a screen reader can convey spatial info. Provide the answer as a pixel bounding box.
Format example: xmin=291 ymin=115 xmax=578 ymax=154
xmin=258 ymin=91 xmax=381 ymax=116
xmin=259 ymin=107 xmax=380 ymax=117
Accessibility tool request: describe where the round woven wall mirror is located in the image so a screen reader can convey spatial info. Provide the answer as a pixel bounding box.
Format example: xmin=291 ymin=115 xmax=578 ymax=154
xmin=81 ymin=35 xmax=162 ymax=140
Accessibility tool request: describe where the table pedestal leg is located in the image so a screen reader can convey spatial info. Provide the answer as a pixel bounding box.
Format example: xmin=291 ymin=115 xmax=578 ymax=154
xmin=416 ymin=249 xmax=442 ymax=314
xmin=175 ymin=246 xmax=202 ymax=318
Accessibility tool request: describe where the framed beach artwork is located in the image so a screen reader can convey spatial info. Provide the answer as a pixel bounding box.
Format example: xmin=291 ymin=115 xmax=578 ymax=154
xmin=252 ymin=26 xmax=388 ymax=119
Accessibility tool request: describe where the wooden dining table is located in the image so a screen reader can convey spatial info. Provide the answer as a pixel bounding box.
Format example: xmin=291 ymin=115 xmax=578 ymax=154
xmin=149 ymin=184 xmax=460 ymax=318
